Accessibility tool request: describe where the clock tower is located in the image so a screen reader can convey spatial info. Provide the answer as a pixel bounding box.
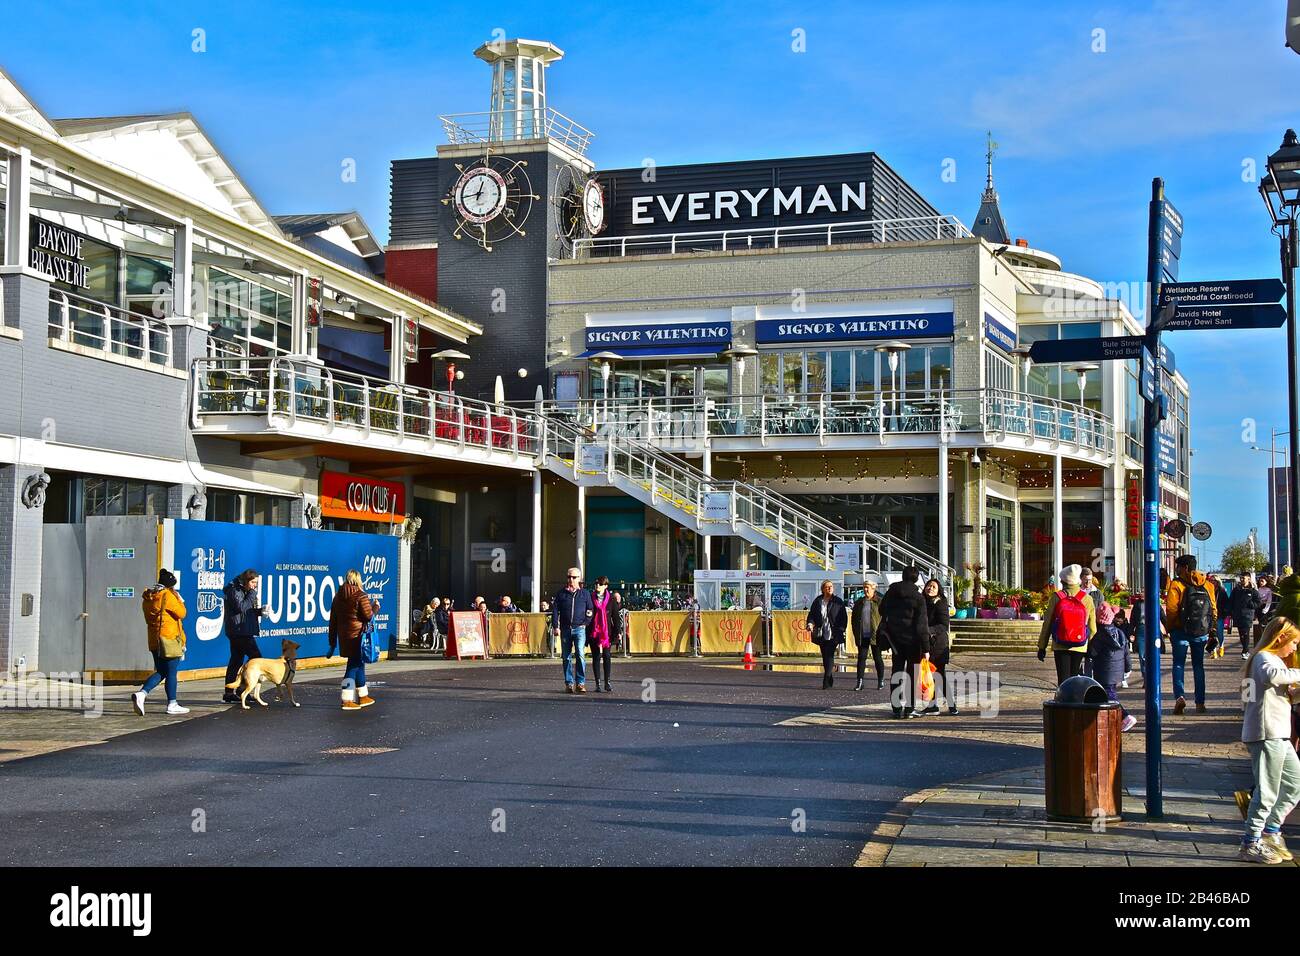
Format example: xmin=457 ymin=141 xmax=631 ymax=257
xmin=390 ymin=38 xmax=601 ymax=402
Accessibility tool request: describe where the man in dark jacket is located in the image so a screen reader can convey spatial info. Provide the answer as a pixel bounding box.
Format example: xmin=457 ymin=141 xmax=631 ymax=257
xmin=551 ymin=568 xmax=595 ymax=693
xmin=880 ymin=567 xmax=930 ymax=717
xmin=1228 ymin=573 xmax=1261 ymax=658
xmin=806 ymin=580 xmax=848 ymax=689
xmin=222 ymin=569 xmax=264 ymax=703
xmin=851 ymin=580 xmax=884 ymax=691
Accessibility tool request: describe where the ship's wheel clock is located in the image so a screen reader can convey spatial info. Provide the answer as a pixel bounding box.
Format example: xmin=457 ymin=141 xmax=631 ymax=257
xmin=443 ymin=153 xmax=539 ymax=252
xmin=582 ymin=177 xmax=606 ymax=235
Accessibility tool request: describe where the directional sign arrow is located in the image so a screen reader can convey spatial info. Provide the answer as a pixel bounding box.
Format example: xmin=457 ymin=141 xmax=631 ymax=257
xmin=1158 ymin=278 xmax=1284 ymax=308
xmin=1160 ymin=303 xmax=1287 ymax=331
xmin=1027 ymin=335 xmax=1145 ymax=365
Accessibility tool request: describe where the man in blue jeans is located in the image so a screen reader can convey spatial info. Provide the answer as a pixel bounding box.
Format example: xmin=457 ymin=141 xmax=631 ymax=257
xmin=551 ymin=568 xmax=594 ymax=694
xmin=1163 ymin=554 xmax=1217 ymax=715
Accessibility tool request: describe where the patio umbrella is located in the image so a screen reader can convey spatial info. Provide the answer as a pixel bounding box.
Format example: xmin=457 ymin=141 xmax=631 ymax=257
xmin=494 ymin=375 xmax=505 ymax=406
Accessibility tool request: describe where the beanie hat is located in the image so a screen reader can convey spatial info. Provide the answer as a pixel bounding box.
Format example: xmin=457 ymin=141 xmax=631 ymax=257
xmin=1096 ymin=603 xmax=1116 ymax=626
xmin=158 ymin=568 xmax=178 ymax=588
xmin=1060 ymin=564 xmax=1082 ymax=587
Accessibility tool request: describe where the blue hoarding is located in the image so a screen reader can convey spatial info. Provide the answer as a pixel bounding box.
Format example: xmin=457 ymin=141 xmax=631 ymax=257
xmin=754 ymin=311 xmax=954 ymax=345
xmin=173 ymin=520 xmax=399 ymax=672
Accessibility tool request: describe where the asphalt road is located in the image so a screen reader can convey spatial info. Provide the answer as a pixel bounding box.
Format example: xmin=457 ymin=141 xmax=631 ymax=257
xmin=0 ymin=660 xmax=1039 ymax=866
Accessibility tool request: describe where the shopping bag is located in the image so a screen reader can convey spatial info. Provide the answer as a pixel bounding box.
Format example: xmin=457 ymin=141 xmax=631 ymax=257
xmin=919 ymin=658 xmax=936 ymax=702
xmin=359 ymin=621 xmax=380 ymax=665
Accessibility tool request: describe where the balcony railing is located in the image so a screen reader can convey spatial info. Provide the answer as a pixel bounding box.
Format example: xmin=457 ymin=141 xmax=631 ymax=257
xmin=540 ymin=388 xmax=1115 ymax=456
xmin=571 ymin=215 xmax=973 ymax=259
xmin=48 ymin=289 xmax=172 ymax=367
xmin=193 ymin=357 xmax=543 ymax=458
xmin=438 ymin=108 xmax=594 ymax=156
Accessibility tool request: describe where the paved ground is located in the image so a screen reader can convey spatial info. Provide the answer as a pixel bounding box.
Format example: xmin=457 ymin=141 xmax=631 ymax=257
xmin=837 ymin=649 xmax=1298 ymax=866
xmin=0 ymin=657 xmax=1038 ymax=867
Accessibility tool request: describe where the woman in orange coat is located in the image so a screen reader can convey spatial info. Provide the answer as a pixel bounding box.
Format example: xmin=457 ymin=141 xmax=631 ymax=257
xmin=132 ymin=569 xmax=189 ymax=716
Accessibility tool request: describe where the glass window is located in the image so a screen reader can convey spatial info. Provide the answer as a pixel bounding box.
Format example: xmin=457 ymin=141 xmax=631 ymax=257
xmin=701 ymin=365 xmax=728 ymax=400
xmin=853 ymin=349 xmax=876 ymax=398
xmin=126 ymin=482 xmax=147 ymax=516
xmin=805 ymin=351 xmax=826 ymax=394
xmin=760 ymin=353 xmax=781 ymax=395
xmin=126 ymin=255 xmax=171 ymax=296
xmin=85 ymin=477 xmax=105 ymax=516
xmin=613 ymin=371 xmax=637 ymax=399
xmin=781 ymin=354 xmax=801 ymax=395
xmin=904 ymin=347 xmax=926 ymax=393
xmin=642 ymin=365 xmax=666 ymax=398
xmin=670 ymin=369 xmax=695 ymax=397
xmin=929 ymin=346 xmax=953 ymax=391
xmin=829 ymin=350 xmax=851 ymax=395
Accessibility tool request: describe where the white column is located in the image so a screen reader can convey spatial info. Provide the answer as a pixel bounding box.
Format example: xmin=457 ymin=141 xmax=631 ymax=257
xmin=1053 ymin=454 xmax=1064 ymax=575
xmin=938 ymin=441 xmax=949 ymax=570
xmin=531 ymin=470 xmax=543 ymax=612
xmin=701 ymin=444 xmax=712 ymax=571
xmin=4 ymin=147 xmax=31 ymax=267
xmin=576 ymin=484 xmax=586 ymax=576
xmin=171 ymin=217 xmax=193 ymax=319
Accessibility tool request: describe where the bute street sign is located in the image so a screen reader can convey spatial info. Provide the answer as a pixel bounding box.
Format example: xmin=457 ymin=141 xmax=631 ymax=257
xmin=1027 ymin=335 xmax=1145 ymax=364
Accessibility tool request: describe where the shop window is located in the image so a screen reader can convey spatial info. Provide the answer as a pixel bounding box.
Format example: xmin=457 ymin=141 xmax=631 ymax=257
xmin=805 ymin=351 xmax=826 ymax=394
xmin=930 ymin=346 xmax=953 ymax=391
xmin=853 ymin=349 xmax=877 ymax=399
xmin=904 ymin=347 xmax=926 ymax=393
xmin=781 ymin=355 xmax=801 ymax=395
xmin=760 ymin=353 xmax=781 ymax=395
xmin=79 ymin=476 xmax=171 ymax=519
xmin=701 ymin=365 xmax=728 ymax=399
xmin=206 ymin=490 xmax=294 ymax=526
xmin=829 ymin=350 xmax=851 ymax=395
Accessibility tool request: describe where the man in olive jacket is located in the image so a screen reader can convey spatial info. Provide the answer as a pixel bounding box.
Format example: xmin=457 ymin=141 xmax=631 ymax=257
xmin=851 ymin=579 xmax=884 ymax=691
xmin=880 ymin=567 xmax=930 ymax=717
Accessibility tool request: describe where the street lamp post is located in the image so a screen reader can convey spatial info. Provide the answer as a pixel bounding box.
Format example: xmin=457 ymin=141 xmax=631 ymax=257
xmin=1250 ymin=428 xmax=1292 ymax=571
xmin=431 ymin=349 xmax=471 ymax=395
xmin=1068 ymin=363 xmax=1099 ymax=444
xmin=1261 ymin=128 xmax=1300 ymax=567
xmin=875 ymin=341 xmax=911 ymax=430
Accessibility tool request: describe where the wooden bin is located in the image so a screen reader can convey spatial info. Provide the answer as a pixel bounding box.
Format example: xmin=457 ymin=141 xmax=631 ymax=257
xmin=1042 ymin=702 xmax=1123 ymax=823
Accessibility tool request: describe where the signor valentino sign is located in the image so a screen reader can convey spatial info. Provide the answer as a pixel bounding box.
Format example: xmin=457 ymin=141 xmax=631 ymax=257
xmin=319 ymin=470 xmax=405 ymax=523
xmin=585 ymin=321 xmax=731 ymax=350
xmin=755 ymin=310 xmax=955 ymax=345
xmin=29 ymin=217 xmax=91 ymax=288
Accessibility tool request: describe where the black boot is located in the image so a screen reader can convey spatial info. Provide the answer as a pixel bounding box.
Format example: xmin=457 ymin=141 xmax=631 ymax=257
xmin=877 ymin=676 xmax=886 ymax=689
xmin=855 ymin=678 xmax=864 ymax=691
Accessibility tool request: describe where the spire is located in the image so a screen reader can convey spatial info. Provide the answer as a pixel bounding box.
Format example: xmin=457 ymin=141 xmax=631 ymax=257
xmin=972 ymin=131 xmax=1010 ymax=244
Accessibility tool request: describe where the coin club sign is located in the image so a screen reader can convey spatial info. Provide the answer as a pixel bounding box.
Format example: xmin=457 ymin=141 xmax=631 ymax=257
xmin=29 ymin=217 xmax=91 ymax=288
xmin=319 ymin=470 xmax=405 ymax=523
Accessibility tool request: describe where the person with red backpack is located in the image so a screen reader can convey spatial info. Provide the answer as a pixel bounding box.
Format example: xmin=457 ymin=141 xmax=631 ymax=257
xmin=1037 ymin=564 xmax=1098 ymax=685
xmin=1164 ymin=553 xmax=1217 ymax=715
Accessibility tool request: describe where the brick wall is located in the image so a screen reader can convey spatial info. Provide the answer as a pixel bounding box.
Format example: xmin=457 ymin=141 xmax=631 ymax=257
xmin=386 ymin=246 xmax=439 ymax=302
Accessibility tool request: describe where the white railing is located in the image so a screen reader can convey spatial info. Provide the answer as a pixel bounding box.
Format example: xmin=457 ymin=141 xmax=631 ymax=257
xmin=540 ymin=415 xmax=953 ymax=581
xmin=192 ymin=357 xmax=544 ymax=458
xmin=540 ymin=387 xmax=1115 ymax=457
xmin=571 ymin=215 xmax=973 ymax=259
xmin=48 ymin=289 xmax=172 ymax=367
xmin=438 ymin=108 xmax=595 ymax=155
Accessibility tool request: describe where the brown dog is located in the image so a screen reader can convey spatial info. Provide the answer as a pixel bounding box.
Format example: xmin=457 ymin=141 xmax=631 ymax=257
xmin=224 ymin=639 xmax=301 ymax=709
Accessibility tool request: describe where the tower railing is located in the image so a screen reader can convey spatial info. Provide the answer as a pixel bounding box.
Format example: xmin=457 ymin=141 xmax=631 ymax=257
xmin=438 ymin=108 xmax=595 ymax=155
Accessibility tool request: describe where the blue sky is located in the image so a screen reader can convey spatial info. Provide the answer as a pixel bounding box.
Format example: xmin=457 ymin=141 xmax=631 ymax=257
xmin=6 ymin=0 xmax=1298 ymax=565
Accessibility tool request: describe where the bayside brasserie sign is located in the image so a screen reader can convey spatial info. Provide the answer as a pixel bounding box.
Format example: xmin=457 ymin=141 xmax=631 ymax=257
xmin=630 ymin=182 xmax=868 ymax=227
xmin=29 ymin=217 xmax=90 ymax=289
xmin=319 ymin=469 xmax=405 ymax=524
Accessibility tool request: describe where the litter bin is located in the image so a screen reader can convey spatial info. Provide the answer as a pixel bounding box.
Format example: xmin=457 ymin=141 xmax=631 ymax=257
xmin=1043 ymin=675 xmax=1122 ymax=824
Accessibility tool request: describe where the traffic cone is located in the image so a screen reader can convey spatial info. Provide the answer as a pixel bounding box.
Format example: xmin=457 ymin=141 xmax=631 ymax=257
xmin=742 ymin=636 xmax=755 ymax=669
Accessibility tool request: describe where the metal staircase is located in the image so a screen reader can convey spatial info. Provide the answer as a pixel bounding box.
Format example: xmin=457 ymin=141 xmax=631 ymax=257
xmin=540 ymin=415 xmax=952 ymax=582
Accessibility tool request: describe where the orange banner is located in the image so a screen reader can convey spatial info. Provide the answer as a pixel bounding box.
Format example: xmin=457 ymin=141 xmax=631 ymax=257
xmin=697 ymin=610 xmax=762 ymax=655
xmin=487 ymin=613 xmax=550 ymax=656
xmin=771 ymin=610 xmax=819 ymax=656
xmin=627 ymin=611 xmax=692 ymax=655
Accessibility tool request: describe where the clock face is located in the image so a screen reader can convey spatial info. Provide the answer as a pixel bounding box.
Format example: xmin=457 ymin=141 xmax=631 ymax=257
xmin=582 ymin=179 xmax=606 ymax=234
xmin=453 ymin=166 xmax=508 ymax=224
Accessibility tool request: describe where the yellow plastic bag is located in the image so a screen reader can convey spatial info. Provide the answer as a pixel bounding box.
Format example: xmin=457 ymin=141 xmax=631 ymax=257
xmin=919 ymin=658 xmax=936 ymax=702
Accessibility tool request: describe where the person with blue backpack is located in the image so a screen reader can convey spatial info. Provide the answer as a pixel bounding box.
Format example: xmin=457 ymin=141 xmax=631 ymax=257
xmin=1164 ymin=554 xmax=1217 ymax=715
xmin=1036 ymin=564 xmax=1097 ymax=686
